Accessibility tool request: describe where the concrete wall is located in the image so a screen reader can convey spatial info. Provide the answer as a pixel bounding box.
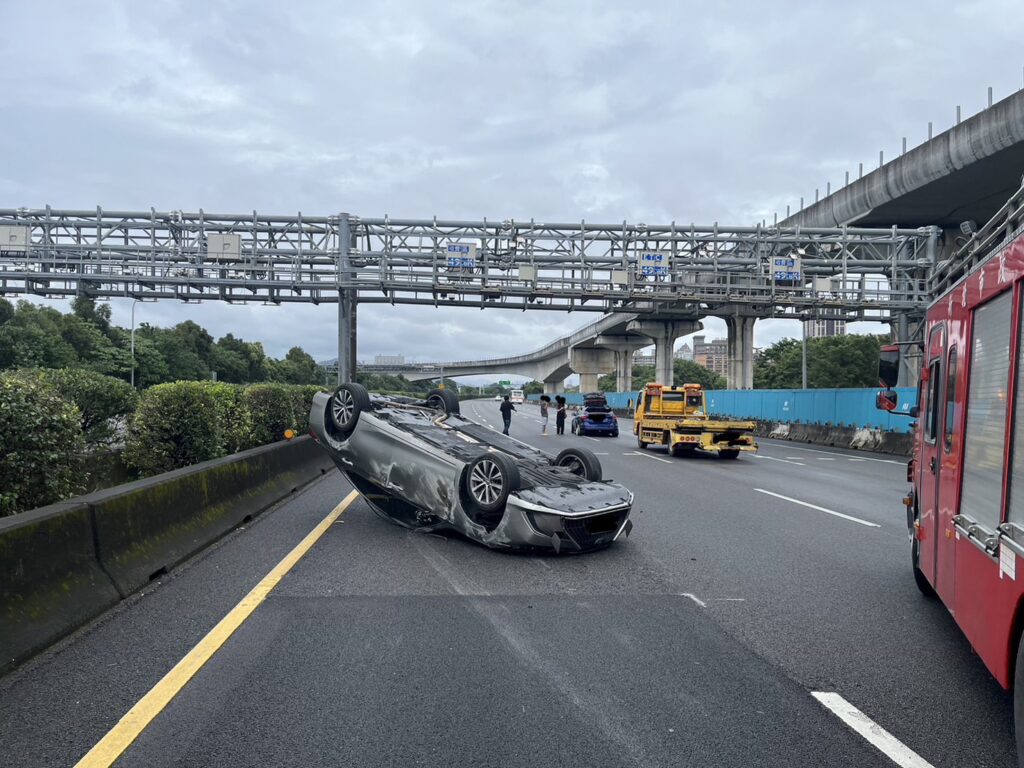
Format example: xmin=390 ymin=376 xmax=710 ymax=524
xmin=0 ymin=436 xmax=333 ymax=675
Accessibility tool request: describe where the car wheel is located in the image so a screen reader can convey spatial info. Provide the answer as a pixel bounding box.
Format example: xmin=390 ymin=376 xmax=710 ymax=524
xmin=426 ymin=388 xmax=460 ymax=415
xmin=465 ymin=453 xmax=520 ymax=514
xmin=329 ymin=383 xmax=371 ymax=435
xmin=611 ymin=431 xmax=619 ymax=438
xmin=637 ymin=433 xmax=648 ymax=450
xmin=911 ymin=536 xmax=937 ymax=598
xmin=553 ymin=447 xmax=602 ymax=481
xmin=719 ymin=449 xmax=740 ymax=460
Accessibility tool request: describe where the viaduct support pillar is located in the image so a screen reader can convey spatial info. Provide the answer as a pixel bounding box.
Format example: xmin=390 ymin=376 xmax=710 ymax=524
xmin=569 ymin=347 xmax=616 ymax=395
xmin=725 ymin=316 xmax=755 ymax=390
xmin=543 ymin=380 xmax=565 ymax=395
xmin=627 ymin=319 xmax=701 ymax=387
xmin=593 ymin=334 xmax=649 ymax=392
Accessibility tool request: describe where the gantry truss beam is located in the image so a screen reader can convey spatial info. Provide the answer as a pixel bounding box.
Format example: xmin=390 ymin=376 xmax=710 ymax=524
xmin=0 ymin=207 xmax=938 ymax=319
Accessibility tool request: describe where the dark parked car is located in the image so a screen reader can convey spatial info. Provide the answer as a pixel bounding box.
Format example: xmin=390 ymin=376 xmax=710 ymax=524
xmin=309 ymin=384 xmax=634 ymax=553
xmin=571 ymin=392 xmax=619 ymax=437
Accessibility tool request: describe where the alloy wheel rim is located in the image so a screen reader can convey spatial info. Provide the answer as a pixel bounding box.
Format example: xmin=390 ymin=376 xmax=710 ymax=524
xmin=562 ymin=457 xmax=585 ymax=476
xmin=469 ymin=459 xmax=503 ymax=505
xmin=332 ymin=389 xmax=355 ymax=427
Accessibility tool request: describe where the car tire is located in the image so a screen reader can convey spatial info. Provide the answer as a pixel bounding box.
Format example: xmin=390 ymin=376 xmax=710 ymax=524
xmin=911 ymin=536 xmax=937 ymax=598
xmin=637 ymin=433 xmax=648 ymax=450
xmin=719 ymin=449 xmax=740 ymax=460
xmin=611 ymin=431 xmax=619 ymax=438
xmin=464 ymin=453 xmax=520 ymax=514
xmin=426 ymin=388 xmax=460 ymax=415
xmin=328 ymin=383 xmax=371 ymax=436
xmin=553 ymin=447 xmax=602 ymax=481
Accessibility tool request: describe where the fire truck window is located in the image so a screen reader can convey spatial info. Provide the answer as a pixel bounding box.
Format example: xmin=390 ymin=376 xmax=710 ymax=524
xmin=944 ymin=347 xmax=957 ymax=453
xmin=961 ymin=290 xmax=1013 ymax=531
xmin=925 ymin=360 xmax=941 ymax=444
xmin=1009 ymin=300 xmax=1024 ymax=529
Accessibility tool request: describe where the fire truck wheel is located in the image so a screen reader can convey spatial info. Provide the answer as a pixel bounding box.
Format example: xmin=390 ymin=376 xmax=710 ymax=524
xmin=911 ymin=537 xmax=937 ymax=598
xmin=1015 ymin=635 xmax=1024 ymax=764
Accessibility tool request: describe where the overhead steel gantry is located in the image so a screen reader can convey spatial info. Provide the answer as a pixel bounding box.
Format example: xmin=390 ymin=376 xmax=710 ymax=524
xmin=0 ymin=206 xmax=939 ymax=381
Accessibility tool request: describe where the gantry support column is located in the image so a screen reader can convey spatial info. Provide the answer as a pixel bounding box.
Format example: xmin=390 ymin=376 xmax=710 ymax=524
xmin=893 ymin=313 xmax=923 ymax=388
xmin=725 ymin=315 xmax=756 ymax=390
xmin=627 ymin=319 xmax=701 ymax=387
xmin=337 ymin=213 xmax=357 ymax=384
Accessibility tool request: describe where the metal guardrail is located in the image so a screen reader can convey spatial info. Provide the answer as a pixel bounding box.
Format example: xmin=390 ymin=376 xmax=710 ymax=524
xmin=0 ymin=207 xmax=937 ymax=317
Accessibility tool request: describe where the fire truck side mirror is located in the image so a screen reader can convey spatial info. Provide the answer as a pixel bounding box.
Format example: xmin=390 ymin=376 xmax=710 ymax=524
xmin=876 ymin=389 xmax=898 ymax=412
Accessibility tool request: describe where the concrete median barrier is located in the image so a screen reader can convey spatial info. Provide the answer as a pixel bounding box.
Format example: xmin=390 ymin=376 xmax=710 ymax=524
xmin=89 ymin=435 xmax=333 ymax=596
xmin=0 ymin=435 xmax=333 ymax=675
xmin=0 ymin=501 xmax=121 ymax=675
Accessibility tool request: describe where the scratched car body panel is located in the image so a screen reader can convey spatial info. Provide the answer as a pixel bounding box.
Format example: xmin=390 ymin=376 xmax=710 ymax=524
xmin=309 ymin=385 xmax=634 ymax=552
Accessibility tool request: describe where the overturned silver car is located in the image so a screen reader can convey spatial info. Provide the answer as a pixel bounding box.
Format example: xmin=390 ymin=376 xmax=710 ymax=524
xmin=309 ymin=384 xmax=634 ymax=552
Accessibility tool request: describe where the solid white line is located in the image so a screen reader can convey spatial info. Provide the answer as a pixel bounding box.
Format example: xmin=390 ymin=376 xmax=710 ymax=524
xmin=753 ymin=454 xmax=806 ymax=467
xmin=624 ymin=451 xmax=672 ymax=464
xmin=811 ymin=692 xmax=935 ymax=768
xmin=762 ymin=443 xmax=904 ymax=465
xmin=680 ymin=593 xmax=707 ymax=607
xmin=754 ymin=489 xmax=880 ymax=528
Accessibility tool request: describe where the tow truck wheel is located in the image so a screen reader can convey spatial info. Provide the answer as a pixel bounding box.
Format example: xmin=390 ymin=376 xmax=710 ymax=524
xmin=911 ymin=536 xmax=937 ymax=598
xmin=719 ymin=449 xmax=740 ymax=460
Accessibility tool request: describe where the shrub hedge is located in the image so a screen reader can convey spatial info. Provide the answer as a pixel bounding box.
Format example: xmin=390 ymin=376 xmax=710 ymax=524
xmin=3 ymin=368 xmax=329 ymax=510
xmin=0 ymin=373 xmax=86 ymax=516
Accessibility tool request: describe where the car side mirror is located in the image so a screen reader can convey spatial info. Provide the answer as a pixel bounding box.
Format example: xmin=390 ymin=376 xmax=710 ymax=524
xmin=908 ymin=405 xmax=919 ymax=418
xmin=876 ymin=389 xmax=898 ymax=412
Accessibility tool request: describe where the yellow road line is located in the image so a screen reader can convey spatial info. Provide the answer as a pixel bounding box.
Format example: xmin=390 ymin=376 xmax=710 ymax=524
xmin=75 ymin=489 xmax=360 ymax=768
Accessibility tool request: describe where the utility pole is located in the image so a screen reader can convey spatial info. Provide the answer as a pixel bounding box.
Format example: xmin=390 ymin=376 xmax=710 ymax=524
xmin=130 ymin=299 xmax=141 ymax=388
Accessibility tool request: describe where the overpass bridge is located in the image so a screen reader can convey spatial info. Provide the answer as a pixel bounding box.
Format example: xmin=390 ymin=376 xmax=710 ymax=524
xmin=377 ymin=88 xmax=1024 ymax=390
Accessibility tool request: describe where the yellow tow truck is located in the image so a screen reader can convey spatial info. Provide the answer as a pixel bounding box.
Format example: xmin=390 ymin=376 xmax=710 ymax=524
xmin=633 ymin=383 xmax=758 ymax=459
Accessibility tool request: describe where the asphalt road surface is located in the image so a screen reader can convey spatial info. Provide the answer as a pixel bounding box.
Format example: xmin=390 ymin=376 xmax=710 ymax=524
xmin=0 ymin=399 xmax=1014 ymax=767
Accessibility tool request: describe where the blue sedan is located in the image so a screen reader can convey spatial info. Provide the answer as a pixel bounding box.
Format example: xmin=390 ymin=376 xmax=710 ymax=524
xmin=571 ymin=405 xmax=619 ymax=437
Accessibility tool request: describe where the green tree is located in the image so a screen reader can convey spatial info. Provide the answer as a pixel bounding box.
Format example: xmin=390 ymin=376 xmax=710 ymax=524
xmin=753 ymin=334 xmax=885 ymax=389
xmin=522 ymin=380 xmax=544 ymax=395
xmin=673 ymin=359 xmax=727 ymax=390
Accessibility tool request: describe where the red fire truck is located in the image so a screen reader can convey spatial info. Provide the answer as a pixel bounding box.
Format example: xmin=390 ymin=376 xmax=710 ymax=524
xmin=877 ymin=186 xmax=1024 ymax=757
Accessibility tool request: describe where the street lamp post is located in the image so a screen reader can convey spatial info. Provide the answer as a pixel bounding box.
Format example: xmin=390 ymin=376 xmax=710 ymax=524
xmin=801 ymin=320 xmax=808 ymax=389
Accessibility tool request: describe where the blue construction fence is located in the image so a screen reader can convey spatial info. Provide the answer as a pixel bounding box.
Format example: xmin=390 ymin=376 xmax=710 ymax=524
xmin=528 ymin=387 xmax=918 ymax=433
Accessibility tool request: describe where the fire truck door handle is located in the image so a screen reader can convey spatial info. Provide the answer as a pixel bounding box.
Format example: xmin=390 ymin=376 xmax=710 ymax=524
xmin=928 ymin=456 xmax=936 ymax=473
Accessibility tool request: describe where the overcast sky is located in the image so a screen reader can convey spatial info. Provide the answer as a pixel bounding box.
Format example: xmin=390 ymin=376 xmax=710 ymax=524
xmin=3 ymin=1 xmax=1022 ymax=382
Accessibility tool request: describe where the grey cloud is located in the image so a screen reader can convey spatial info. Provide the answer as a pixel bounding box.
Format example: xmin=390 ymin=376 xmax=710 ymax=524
xmin=3 ymin=0 xmax=1021 ymax=363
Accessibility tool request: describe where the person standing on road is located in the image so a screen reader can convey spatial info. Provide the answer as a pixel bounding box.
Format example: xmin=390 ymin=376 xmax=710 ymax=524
xmin=539 ymin=395 xmax=550 ymax=436
xmin=555 ymin=396 xmax=567 ymax=435
xmin=499 ymin=395 xmax=515 ymax=435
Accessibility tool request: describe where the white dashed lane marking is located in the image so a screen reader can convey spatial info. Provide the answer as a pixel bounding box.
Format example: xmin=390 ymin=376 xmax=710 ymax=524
xmin=811 ymin=693 xmax=935 ymax=768
xmin=753 ymin=455 xmax=805 ymax=467
xmin=753 ymin=488 xmax=880 ymax=528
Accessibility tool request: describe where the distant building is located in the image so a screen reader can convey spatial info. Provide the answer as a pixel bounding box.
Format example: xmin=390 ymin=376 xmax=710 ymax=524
xmin=674 ymin=342 xmax=693 ymax=361
xmin=374 ymin=354 xmax=406 ymax=365
xmin=803 ymin=318 xmax=846 ymax=338
xmin=692 ymin=335 xmax=729 ymax=379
